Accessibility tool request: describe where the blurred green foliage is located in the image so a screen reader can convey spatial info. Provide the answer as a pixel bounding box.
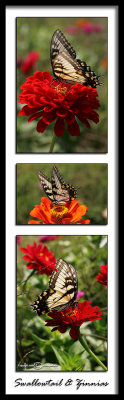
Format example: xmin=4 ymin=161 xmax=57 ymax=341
xmin=17 ymin=235 xmax=107 ymax=371
xmin=17 ymin=17 xmax=107 ymax=153
xmin=16 ymin=163 xmax=107 ymax=224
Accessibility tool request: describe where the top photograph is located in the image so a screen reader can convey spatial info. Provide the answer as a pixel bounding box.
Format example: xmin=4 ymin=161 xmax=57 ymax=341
xmin=17 ymin=17 xmax=107 ymax=154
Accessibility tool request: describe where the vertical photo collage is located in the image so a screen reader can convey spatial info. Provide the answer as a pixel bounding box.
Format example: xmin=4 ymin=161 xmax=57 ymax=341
xmin=16 ymin=17 xmax=108 ymax=374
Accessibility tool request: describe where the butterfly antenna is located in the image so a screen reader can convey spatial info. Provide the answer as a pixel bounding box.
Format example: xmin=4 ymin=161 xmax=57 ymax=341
xmin=76 ymin=186 xmax=81 ymax=190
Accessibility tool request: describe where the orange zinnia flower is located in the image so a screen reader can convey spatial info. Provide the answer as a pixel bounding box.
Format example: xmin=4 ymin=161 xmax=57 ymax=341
xmin=101 ymin=57 xmax=107 ymax=69
xmin=28 ymin=197 xmax=90 ymax=225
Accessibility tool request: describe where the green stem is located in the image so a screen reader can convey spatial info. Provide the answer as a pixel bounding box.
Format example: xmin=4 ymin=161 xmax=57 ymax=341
xmin=22 ymin=270 xmax=35 ymax=292
xmin=78 ymin=331 xmax=107 ymax=371
xmin=49 ymin=131 xmax=56 ymax=153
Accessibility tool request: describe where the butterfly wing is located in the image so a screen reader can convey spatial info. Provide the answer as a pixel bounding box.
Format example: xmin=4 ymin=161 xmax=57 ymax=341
xmin=51 ymin=165 xmax=70 ymax=205
xmin=51 ymin=29 xmax=76 ymax=63
xmin=32 ymin=259 xmax=78 ymax=314
xmin=38 ymin=170 xmax=54 ymax=202
xmin=51 ymin=29 xmax=101 ymax=87
xmin=50 ymin=29 xmax=87 ymax=85
xmin=47 ymin=258 xmax=78 ymax=311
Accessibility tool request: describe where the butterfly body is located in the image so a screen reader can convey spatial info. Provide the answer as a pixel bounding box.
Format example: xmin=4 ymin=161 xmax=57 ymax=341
xmin=32 ymin=259 xmax=78 ymax=315
xmin=38 ymin=165 xmax=77 ymax=205
xmin=50 ymin=29 xmax=101 ymax=88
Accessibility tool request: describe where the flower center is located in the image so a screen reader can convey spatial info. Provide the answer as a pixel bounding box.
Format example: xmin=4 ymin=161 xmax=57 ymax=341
xmin=64 ymin=308 xmax=77 ymax=317
xmin=51 ymin=205 xmax=68 ymax=219
xmin=54 ymin=84 xmax=67 ymax=96
xmin=40 ymin=252 xmax=49 ymax=261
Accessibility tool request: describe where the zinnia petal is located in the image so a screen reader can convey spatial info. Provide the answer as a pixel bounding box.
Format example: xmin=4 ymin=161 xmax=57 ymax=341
xmin=54 ymin=117 xmax=65 ymax=136
xmin=67 ymin=119 xmax=80 ymax=136
xmin=28 ymin=220 xmax=41 ymax=224
xmin=70 ymin=325 xmax=79 ymax=339
xmin=37 ymin=119 xmax=48 ymax=133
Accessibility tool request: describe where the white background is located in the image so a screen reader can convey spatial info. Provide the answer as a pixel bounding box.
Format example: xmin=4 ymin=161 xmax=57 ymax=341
xmin=6 ymin=6 xmax=118 ymax=395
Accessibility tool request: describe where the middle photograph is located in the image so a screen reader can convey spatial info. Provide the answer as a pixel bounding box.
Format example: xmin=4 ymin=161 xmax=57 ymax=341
xmin=16 ymin=163 xmax=107 ymax=225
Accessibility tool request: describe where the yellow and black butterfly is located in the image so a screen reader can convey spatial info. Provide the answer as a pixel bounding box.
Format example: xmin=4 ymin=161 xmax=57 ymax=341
xmin=50 ymin=29 xmax=101 ymax=88
xmin=38 ymin=165 xmax=77 ymax=205
xmin=32 ymin=258 xmax=78 ymax=315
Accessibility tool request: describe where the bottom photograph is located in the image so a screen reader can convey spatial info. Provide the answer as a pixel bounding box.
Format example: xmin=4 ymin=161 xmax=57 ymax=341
xmin=16 ymin=235 xmax=107 ymax=372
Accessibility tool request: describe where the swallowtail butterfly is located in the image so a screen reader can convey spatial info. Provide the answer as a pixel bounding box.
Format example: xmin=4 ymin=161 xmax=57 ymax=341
xmin=38 ymin=165 xmax=77 ymax=205
xmin=32 ymin=259 xmax=78 ymax=315
xmin=50 ymin=29 xmax=101 ymax=88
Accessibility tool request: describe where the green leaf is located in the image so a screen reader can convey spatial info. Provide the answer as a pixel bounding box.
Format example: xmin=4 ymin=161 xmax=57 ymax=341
xmin=32 ymin=333 xmax=47 ymax=348
xmin=51 ymin=345 xmax=85 ymax=371
xmin=51 ymin=346 xmax=65 ymax=366
xmin=22 ymin=339 xmax=34 ymax=347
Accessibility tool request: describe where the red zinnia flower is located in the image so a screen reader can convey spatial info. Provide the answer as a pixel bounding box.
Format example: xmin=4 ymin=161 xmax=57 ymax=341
xmin=46 ymin=301 xmax=102 ymax=339
xmin=65 ymin=26 xmax=78 ymax=35
xmin=17 ymin=235 xmax=21 ymax=245
xmin=18 ymin=71 xmax=100 ymax=137
xmin=96 ymin=264 xmax=107 ymax=286
xmin=93 ymin=23 xmax=104 ymax=33
xmin=17 ymin=51 xmax=40 ymax=74
xmin=81 ymin=22 xmax=104 ymax=34
xmin=39 ymin=235 xmax=56 ymax=242
xmin=28 ymin=197 xmax=90 ymax=225
xmin=81 ymin=22 xmax=95 ymax=34
xmin=20 ymin=241 xmax=56 ymax=276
